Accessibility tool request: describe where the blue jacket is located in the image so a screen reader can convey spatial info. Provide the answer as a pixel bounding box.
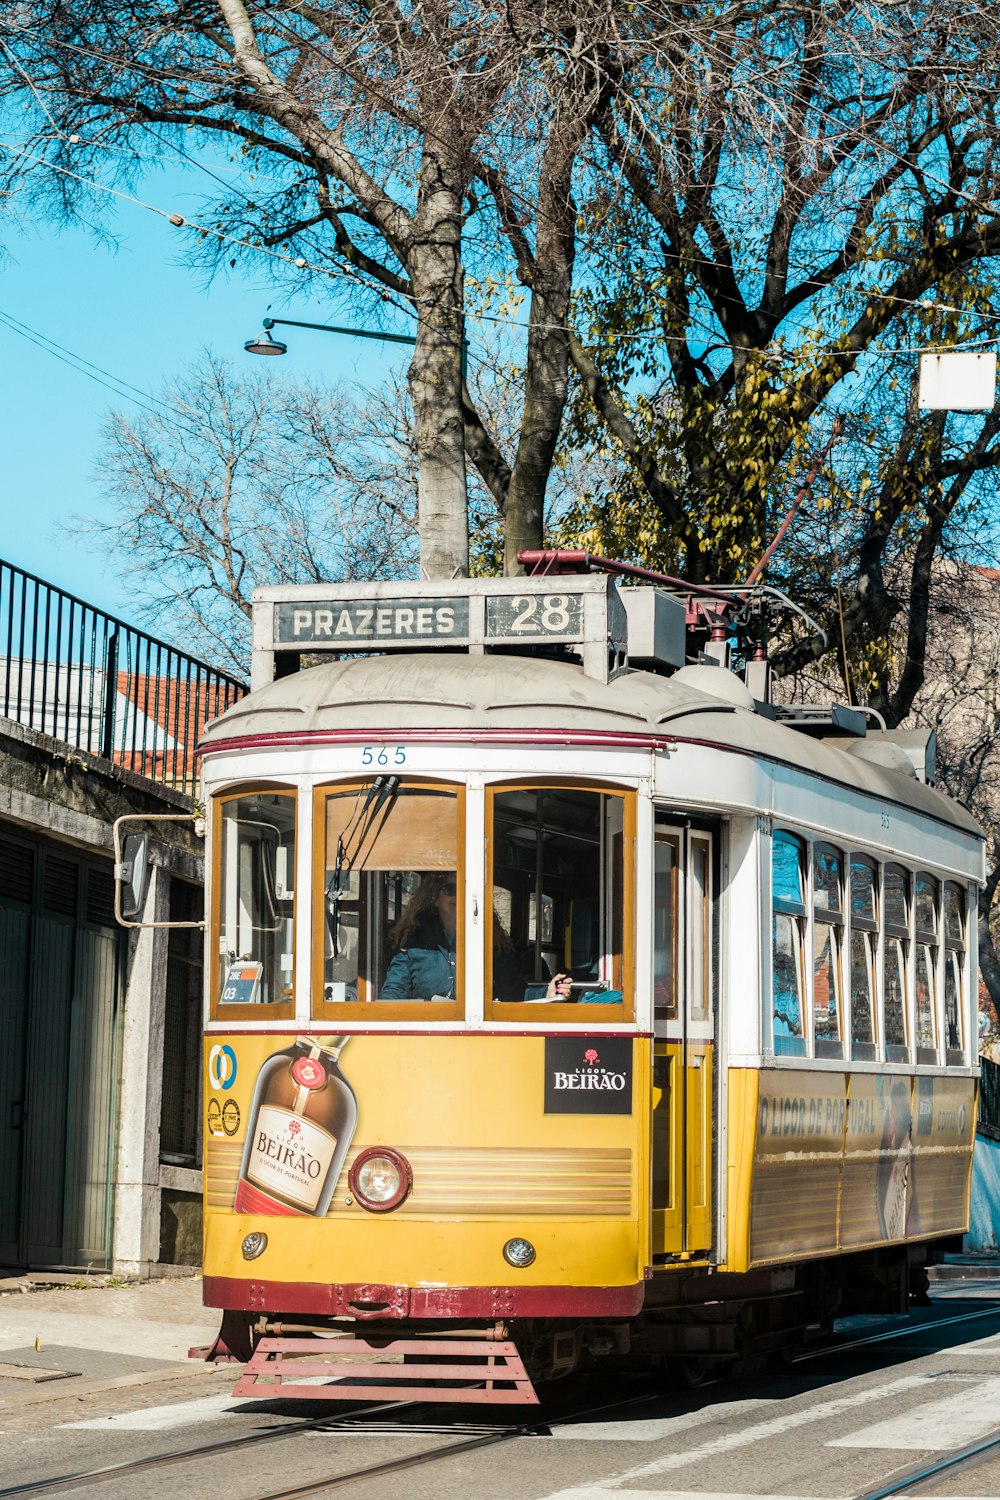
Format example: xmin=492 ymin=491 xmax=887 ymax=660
xmin=379 ymin=917 xmax=622 ymax=1002
xmin=381 ymin=919 xmax=457 ymax=1000
xmin=380 ymin=918 xmax=532 ymax=1001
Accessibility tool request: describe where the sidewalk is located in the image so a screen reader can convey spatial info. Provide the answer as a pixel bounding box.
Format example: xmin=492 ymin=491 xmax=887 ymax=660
xmin=928 ymin=1251 xmax=1000 ymax=1280
xmin=0 ymin=1271 xmax=222 ymax=1407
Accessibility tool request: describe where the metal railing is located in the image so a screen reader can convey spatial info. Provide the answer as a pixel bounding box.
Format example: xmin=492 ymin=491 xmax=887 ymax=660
xmin=0 ymin=557 xmax=246 ymax=792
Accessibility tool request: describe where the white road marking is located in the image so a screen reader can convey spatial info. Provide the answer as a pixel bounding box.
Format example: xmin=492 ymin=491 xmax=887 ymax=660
xmin=526 ymin=1493 xmax=848 ymax=1500
xmin=826 ymin=1373 xmax=1000 ymax=1449
xmin=63 ymin=1393 xmax=248 ymax=1430
xmin=535 ymin=1374 xmax=930 ymax=1498
xmin=948 ymin=1331 xmax=1000 ymax=1353
xmin=546 ymin=1397 xmax=771 ymax=1441
xmin=61 ymin=1375 xmax=358 ymax=1430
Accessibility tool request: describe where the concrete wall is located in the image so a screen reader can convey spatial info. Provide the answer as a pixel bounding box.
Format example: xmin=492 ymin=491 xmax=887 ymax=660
xmin=0 ymin=715 xmax=204 ymax=1277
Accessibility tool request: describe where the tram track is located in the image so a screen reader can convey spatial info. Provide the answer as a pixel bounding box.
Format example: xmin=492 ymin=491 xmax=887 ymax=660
xmin=0 ymin=1400 xmax=413 ymax=1500
xmin=852 ymin=1426 xmax=1000 ymax=1499
xmin=5 ymin=1300 xmax=1000 ymax=1500
xmin=793 ymin=1299 xmax=1000 ymax=1362
xmin=0 ymin=1386 xmax=638 ymax=1500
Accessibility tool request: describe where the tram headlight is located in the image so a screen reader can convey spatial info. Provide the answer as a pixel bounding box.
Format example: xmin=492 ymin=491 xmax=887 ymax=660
xmin=349 ymin=1147 xmax=412 ymax=1212
xmin=503 ymin=1237 xmax=536 ymax=1268
xmin=241 ymin=1231 xmax=268 ymax=1261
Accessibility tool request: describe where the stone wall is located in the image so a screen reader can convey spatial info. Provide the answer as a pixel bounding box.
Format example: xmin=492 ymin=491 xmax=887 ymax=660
xmin=0 ymin=714 xmax=205 ymax=1277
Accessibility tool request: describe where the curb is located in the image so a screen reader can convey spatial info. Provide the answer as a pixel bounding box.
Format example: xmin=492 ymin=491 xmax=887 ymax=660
xmin=0 ymin=1358 xmax=228 ymax=1412
xmin=928 ymin=1263 xmax=1000 ymax=1280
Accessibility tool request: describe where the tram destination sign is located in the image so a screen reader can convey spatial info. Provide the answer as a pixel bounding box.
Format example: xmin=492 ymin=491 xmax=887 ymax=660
xmin=273 ymin=589 xmax=585 ymax=648
xmin=275 ymin=596 xmax=471 ymax=647
xmin=253 ymin=575 xmax=626 ymax=687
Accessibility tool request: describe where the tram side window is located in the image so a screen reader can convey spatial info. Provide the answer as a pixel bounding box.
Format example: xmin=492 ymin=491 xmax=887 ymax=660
xmin=320 ymin=782 xmax=462 ymax=1008
xmin=772 ymin=831 xmax=806 ymax=1056
xmin=488 ymin=786 xmax=629 ymax=1012
xmin=813 ymin=844 xmax=844 ymax=1058
xmin=883 ymin=864 xmax=911 ymax=1062
xmin=689 ymin=834 xmax=712 ymax=1023
xmin=943 ymin=882 xmax=967 ymax=1063
xmin=654 ymin=832 xmax=680 ymax=1018
xmin=915 ymin=874 xmax=940 ymax=1063
xmin=849 ymin=856 xmax=878 ymax=1060
xmin=216 ymin=791 xmax=295 ymax=1007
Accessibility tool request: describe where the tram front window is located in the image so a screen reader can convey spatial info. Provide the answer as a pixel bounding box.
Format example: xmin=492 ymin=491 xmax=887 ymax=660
xmin=216 ymin=791 xmax=296 ymax=1008
xmin=487 ymin=786 xmax=629 ymax=1013
xmin=320 ymin=782 xmax=462 ymax=1007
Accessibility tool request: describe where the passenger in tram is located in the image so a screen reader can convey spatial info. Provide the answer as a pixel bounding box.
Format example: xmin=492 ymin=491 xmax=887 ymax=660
xmin=380 ymin=872 xmax=573 ymax=1001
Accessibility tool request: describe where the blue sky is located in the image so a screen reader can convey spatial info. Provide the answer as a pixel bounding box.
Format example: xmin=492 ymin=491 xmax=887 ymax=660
xmin=0 ymin=165 xmax=404 ymax=625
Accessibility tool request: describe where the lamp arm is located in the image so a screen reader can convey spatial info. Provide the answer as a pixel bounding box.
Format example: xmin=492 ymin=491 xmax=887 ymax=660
xmin=262 ymin=316 xmax=416 ymax=347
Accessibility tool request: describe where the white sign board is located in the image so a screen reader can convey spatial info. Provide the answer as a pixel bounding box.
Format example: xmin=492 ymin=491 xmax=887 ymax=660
xmin=918 ymin=351 xmax=996 ymax=411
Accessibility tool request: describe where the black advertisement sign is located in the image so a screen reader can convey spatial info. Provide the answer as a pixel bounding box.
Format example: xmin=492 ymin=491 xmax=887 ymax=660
xmin=544 ymin=1036 xmax=633 ymax=1115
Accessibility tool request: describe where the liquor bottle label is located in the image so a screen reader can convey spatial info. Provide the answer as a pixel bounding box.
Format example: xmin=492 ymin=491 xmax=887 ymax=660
xmin=240 ymin=1104 xmax=338 ymax=1213
xmin=291 ymin=1055 xmax=326 ymax=1089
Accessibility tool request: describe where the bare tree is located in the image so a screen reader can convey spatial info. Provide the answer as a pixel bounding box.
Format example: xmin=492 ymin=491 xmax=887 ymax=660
xmin=5 ymin=3 xmax=1000 ymax=635
xmin=913 ymin=562 xmax=1000 ymax=1023
xmin=0 ymin=1 xmax=669 ymax=575
xmin=83 ymin=352 xmax=417 ymax=672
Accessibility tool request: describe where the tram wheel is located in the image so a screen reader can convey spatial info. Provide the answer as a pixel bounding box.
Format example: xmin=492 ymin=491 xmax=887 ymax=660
xmin=664 ymin=1355 xmax=716 ymax=1390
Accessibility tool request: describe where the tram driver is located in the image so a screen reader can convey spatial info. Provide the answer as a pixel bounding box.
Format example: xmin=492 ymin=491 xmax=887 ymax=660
xmin=380 ymin=871 xmax=573 ymax=1002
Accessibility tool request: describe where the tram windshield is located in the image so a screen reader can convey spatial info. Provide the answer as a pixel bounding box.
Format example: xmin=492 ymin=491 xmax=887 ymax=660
xmin=487 ymin=785 xmax=630 ymax=1015
xmin=215 ymin=790 xmax=296 ymax=1009
xmin=320 ymin=781 xmax=463 ymax=1008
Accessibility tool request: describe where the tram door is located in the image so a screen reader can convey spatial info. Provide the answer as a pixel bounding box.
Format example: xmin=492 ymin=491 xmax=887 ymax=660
xmin=651 ymin=824 xmax=714 ymax=1259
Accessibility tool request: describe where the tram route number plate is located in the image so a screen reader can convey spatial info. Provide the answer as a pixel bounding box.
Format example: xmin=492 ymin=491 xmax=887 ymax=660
xmin=273 ymin=592 xmax=585 ymax=647
xmin=485 ymin=592 xmax=583 ymax=639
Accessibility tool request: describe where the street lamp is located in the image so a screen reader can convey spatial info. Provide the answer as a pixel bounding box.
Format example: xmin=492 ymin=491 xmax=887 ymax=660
xmin=245 ymin=315 xmax=418 ymax=356
xmin=244 ymin=315 xmax=467 ymax=379
xmin=244 ymin=326 xmax=287 ymax=356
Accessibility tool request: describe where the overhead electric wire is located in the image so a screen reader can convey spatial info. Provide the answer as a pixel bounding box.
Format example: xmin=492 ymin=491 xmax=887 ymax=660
xmin=0 ymin=307 xmax=168 ymax=416
xmin=8 ymin=14 xmax=1000 ymax=383
xmin=23 ymin=19 xmax=1000 ymax=351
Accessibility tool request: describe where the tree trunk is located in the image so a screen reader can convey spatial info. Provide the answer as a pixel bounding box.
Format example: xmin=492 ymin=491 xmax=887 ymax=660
xmin=408 ymin=144 xmax=469 ymax=579
xmin=503 ymin=125 xmax=578 ymax=574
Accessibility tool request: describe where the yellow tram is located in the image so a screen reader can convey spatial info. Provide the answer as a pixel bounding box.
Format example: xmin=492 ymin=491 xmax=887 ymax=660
xmin=198 ymin=563 xmax=982 ymax=1402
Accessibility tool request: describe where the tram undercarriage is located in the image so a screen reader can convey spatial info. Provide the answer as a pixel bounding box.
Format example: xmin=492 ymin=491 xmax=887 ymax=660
xmin=206 ymin=1241 xmax=954 ymax=1404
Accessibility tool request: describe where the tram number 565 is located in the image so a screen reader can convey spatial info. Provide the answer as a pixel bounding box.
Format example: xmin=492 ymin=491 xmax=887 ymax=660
xmin=487 ymin=593 xmax=582 ymax=638
xmin=362 ymin=746 xmax=407 ymax=766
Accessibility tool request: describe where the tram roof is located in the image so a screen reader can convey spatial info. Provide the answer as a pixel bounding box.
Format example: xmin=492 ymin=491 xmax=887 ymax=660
xmin=202 ymin=652 xmax=982 ymax=840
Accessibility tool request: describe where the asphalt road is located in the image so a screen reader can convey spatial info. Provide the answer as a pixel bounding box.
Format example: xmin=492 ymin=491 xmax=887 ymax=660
xmin=2 ymin=1282 xmax=1000 ymax=1500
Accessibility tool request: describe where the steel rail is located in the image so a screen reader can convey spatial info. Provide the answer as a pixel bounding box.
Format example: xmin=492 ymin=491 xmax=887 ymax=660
xmin=0 ymin=1383 xmax=648 ymax=1498
xmin=7 ymin=1302 xmax=1000 ymax=1499
xmin=210 ymin=1383 xmax=690 ymax=1500
xmin=852 ymin=1427 xmax=1000 ymax=1500
xmin=0 ymin=1400 xmax=412 ymax=1499
xmin=251 ymin=1424 xmax=525 ymax=1500
xmin=793 ymin=1300 xmax=1000 ymax=1363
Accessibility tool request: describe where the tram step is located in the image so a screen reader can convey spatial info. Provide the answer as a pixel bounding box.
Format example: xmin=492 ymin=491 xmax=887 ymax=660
xmin=231 ymin=1334 xmax=540 ymax=1405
